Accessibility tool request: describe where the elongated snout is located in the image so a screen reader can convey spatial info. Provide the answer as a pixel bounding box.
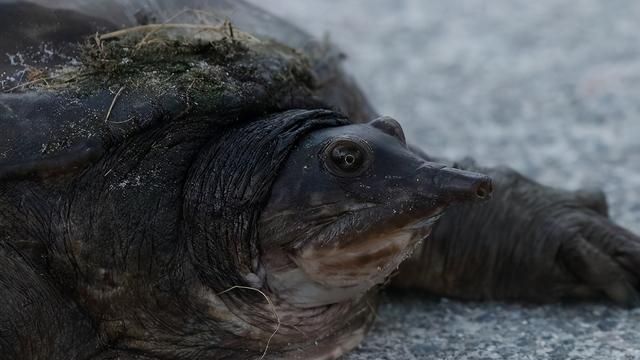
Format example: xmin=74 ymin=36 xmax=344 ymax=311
xmin=417 ymin=162 xmax=493 ymax=203
xmin=436 ymin=166 xmax=493 ymax=201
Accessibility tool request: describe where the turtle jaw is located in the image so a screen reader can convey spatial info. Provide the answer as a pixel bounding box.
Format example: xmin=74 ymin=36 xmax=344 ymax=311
xmin=258 ymin=203 xmax=446 ymax=308
xmin=293 ymin=204 xmax=446 ymax=286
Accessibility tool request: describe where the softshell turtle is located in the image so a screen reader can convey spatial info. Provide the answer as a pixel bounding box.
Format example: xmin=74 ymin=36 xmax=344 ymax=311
xmin=1 ymin=1 xmax=640 ymax=359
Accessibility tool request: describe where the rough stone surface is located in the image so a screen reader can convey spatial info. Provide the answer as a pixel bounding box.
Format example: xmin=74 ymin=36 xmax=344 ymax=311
xmin=251 ymin=0 xmax=640 ymax=359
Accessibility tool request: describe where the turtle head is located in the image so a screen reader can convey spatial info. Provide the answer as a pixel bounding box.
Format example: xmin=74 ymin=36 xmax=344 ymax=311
xmin=258 ymin=116 xmax=492 ymax=307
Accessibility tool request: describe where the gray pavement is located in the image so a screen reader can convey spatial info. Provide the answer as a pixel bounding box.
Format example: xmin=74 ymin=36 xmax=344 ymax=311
xmin=252 ymin=1 xmax=640 ymax=359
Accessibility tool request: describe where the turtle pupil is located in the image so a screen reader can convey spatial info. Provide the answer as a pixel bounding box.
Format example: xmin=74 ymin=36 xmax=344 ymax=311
xmin=331 ymin=144 xmax=363 ymax=171
xmin=323 ymin=138 xmax=371 ymax=177
xmin=345 ymin=154 xmax=356 ymax=165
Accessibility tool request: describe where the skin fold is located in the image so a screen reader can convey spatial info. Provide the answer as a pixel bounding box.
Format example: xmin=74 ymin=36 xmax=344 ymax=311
xmin=1 ymin=1 xmax=640 ymax=359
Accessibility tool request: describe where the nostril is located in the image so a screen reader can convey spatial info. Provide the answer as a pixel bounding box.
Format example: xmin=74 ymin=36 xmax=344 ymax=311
xmin=429 ymin=166 xmax=494 ymax=203
xmin=475 ymin=180 xmax=493 ymax=199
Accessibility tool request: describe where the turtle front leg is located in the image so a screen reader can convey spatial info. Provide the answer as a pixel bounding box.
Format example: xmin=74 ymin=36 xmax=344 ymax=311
xmin=392 ymin=158 xmax=640 ymax=306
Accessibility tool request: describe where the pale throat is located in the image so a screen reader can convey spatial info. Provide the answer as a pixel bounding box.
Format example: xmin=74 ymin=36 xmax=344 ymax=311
xmin=262 ymin=224 xmax=432 ymax=308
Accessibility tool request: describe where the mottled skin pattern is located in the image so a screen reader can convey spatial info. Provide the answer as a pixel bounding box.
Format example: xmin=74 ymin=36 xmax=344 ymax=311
xmin=1 ymin=1 xmax=640 ymax=359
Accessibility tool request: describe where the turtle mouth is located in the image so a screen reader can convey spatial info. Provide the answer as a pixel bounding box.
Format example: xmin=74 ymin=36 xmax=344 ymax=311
xmin=314 ymin=202 xmax=446 ymax=248
xmin=404 ymin=210 xmax=445 ymax=230
xmin=292 ymin=204 xmax=446 ymax=289
xmin=259 ymin=203 xmax=446 ymax=307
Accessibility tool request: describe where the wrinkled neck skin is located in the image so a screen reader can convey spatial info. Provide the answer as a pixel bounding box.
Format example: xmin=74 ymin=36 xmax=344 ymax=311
xmin=0 ymin=121 xmax=375 ymax=359
xmin=259 ymin=200 xmax=438 ymax=308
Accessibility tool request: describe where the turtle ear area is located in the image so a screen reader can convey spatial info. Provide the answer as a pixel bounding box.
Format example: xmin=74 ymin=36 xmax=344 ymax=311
xmin=369 ymin=116 xmax=406 ymax=145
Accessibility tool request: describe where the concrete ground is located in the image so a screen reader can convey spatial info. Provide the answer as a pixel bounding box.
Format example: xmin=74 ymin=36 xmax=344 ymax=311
xmin=252 ymin=1 xmax=640 ymax=359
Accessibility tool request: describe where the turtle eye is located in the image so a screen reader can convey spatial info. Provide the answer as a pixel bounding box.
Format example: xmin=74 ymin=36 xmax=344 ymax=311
xmin=323 ymin=138 xmax=372 ymax=177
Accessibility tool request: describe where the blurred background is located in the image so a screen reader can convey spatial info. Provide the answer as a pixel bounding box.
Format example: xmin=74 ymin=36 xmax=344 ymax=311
xmin=250 ymin=1 xmax=640 ymax=359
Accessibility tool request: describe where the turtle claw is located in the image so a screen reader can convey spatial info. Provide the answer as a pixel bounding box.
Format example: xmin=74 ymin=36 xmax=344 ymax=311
xmin=559 ymin=219 xmax=640 ymax=307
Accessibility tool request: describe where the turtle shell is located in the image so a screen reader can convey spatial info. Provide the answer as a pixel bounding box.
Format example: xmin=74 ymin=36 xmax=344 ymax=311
xmin=0 ymin=0 xmax=376 ymax=180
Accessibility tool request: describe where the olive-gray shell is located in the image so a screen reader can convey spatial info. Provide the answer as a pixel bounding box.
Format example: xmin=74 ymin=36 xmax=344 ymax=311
xmin=0 ymin=0 xmax=375 ymax=180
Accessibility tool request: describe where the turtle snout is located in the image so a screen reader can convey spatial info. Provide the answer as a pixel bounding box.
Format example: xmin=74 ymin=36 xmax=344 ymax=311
xmin=474 ymin=179 xmax=493 ymax=199
xmin=435 ymin=167 xmax=493 ymax=202
xmin=415 ymin=163 xmax=493 ymax=203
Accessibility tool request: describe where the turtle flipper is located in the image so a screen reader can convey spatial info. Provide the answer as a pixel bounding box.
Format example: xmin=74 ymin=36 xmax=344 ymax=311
xmin=392 ymin=153 xmax=640 ymax=307
xmin=558 ymin=230 xmax=640 ymax=306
